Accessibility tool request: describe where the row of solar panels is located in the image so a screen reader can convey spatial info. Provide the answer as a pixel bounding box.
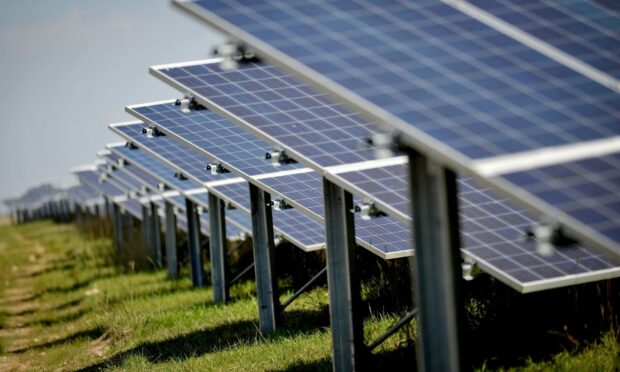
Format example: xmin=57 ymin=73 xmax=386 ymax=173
xmin=56 ymin=54 xmax=618 ymax=293
xmin=175 ymin=0 xmax=620 ymax=261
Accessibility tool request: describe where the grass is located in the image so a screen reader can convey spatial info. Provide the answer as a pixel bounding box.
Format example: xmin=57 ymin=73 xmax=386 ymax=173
xmin=0 ymin=220 xmax=618 ymax=371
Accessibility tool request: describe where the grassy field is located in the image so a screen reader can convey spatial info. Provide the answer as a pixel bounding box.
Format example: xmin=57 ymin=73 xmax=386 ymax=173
xmin=0 ymin=220 xmax=618 ymax=371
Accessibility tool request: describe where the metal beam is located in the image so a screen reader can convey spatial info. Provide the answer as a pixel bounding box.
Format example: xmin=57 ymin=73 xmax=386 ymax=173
xmin=164 ymin=200 xmax=179 ymax=279
xmin=150 ymin=202 xmax=163 ymax=268
xmin=249 ymin=183 xmax=280 ymax=334
xmin=142 ymin=204 xmax=151 ymax=259
xmin=208 ymin=193 xmax=229 ymax=303
xmin=185 ymin=198 xmax=206 ymax=287
xmin=323 ymin=178 xmax=365 ymax=371
xmin=409 ymin=150 xmax=465 ymax=372
xmin=281 ymin=266 xmax=327 ymax=310
xmin=112 ymin=202 xmax=123 ymax=253
xmin=230 ymin=262 xmax=254 ymax=286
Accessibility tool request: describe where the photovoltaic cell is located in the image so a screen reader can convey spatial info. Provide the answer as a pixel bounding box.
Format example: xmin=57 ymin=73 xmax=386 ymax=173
xmin=336 ymin=163 xmax=620 ymax=291
xmin=467 ymin=0 xmax=620 ymax=81
xmin=501 ymin=152 xmax=620 ymax=247
xmin=127 ymin=101 xmax=302 ymax=177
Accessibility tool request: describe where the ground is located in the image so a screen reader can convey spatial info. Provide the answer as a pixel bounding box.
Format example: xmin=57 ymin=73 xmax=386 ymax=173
xmin=0 ymin=220 xmax=618 ymax=371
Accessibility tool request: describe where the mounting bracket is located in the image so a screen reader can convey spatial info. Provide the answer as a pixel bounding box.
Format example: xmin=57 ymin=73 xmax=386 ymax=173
xmin=265 ymin=148 xmax=297 ymax=167
xmin=352 ymin=201 xmax=386 ymax=220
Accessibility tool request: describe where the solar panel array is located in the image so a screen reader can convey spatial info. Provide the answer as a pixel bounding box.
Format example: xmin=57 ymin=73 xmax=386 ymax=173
xmin=127 ymin=100 xmax=413 ymax=258
xmin=41 ymin=0 xmax=617 ymax=319
xmin=178 ymin=0 xmax=620 ymax=258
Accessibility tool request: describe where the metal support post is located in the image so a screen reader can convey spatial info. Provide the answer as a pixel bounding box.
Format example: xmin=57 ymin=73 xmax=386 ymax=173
xmin=208 ymin=193 xmax=229 ymax=303
xmin=164 ymin=200 xmax=179 ymax=278
xmin=185 ymin=198 xmax=206 ymax=287
xmin=142 ymin=204 xmax=151 ymax=258
xmin=150 ymin=202 xmax=163 ymax=268
xmin=409 ymin=150 xmax=465 ymax=372
xmin=249 ymin=183 xmax=279 ymax=334
xmin=323 ymin=178 xmax=365 ymax=371
xmin=112 ymin=202 xmax=123 ymax=253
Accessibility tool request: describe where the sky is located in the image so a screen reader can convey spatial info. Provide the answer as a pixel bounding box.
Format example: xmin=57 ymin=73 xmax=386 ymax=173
xmin=0 ymin=0 xmax=224 ymax=213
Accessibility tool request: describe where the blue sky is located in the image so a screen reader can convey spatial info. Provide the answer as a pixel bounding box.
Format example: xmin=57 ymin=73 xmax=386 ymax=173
xmin=0 ymin=0 xmax=223 ymax=212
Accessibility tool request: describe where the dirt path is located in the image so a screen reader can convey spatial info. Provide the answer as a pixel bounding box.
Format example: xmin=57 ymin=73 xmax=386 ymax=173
xmin=0 ymin=229 xmax=49 ymax=371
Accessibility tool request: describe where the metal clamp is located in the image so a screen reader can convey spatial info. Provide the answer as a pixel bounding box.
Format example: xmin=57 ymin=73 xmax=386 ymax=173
xmin=352 ymin=201 xmax=386 ymax=220
xmin=174 ymin=96 xmax=203 ymax=113
xmin=265 ymin=148 xmax=297 ymax=167
xmin=268 ymin=197 xmax=291 ymax=211
xmin=525 ymin=221 xmax=578 ymax=256
xmin=141 ymin=126 xmax=164 ymax=138
xmin=174 ymin=172 xmax=188 ymax=181
xmin=205 ymin=162 xmax=228 ymax=175
xmin=214 ymin=41 xmax=258 ymax=70
xmin=125 ymin=141 xmax=138 ymax=150
xmin=368 ymin=132 xmax=397 ymax=159
xmin=461 ymin=258 xmax=476 ymax=281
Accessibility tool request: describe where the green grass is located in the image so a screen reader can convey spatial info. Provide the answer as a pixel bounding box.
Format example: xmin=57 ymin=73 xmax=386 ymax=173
xmin=0 ymin=220 xmax=617 ymax=371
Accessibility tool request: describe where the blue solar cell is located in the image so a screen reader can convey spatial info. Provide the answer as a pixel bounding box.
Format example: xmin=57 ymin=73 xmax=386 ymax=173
xmin=127 ymin=102 xmax=303 ymax=177
xmin=501 ymin=152 xmax=620 ymax=248
xmin=336 ymin=162 xmax=620 ymax=291
xmin=468 ymin=0 xmax=620 ymax=80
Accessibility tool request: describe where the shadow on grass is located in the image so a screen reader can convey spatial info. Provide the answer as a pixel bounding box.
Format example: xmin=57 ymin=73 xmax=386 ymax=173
xmin=11 ymin=262 xmax=76 ymax=279
xmin=22 ymin=307 xmax=88 ymax=327
xmin=42 ymin=271 xmax=116 ymax=295
xmin=78 ymin=308 xmax=330 ymax=371
xmin=11 ymin=326 xmax=105 ymax=354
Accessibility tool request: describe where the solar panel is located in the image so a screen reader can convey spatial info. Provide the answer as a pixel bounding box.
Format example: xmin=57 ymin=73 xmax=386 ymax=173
xmin=111 ymin=121 xmax=236 ymax=184
xmin=334 ymin=162 xmax=620 ymax=291
xmin=208 ymin=179 xmax=325 ymax=251
xmin=126 ymin=101 xmax=410 ymax=257
xmin=501 ymin=151 xmax=620 ymax=247
xmin=183 ymin=188 xmax=253 ymax=238
xmin=464 ymin=0 xmax=620 ymax=87
xmin=111 ymin=121 xmax=323 ymax=251
xmin=107 ymin=143 xmax=197 ymax=192
xmin=126 ymin=101 xmax=303 ymax=177
xmin=73 ymin=167 xmax=124 ymax=198
xmin=118 ymin=198 xmax=143 ymax=220
xmin=100 ymin=152 xmax=161 ymax=193
xmin=255 ymin=170 xmax=412 ymax=258
xmin=98 ymin=160 xmax=145 ymax=193
xmin=69 ymin=185 xmax=99 ymax=206
xmin=176 ymin=0 xmax=620 ymax=257
xmin=146 ymin=67 xmax=379 ymax=171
